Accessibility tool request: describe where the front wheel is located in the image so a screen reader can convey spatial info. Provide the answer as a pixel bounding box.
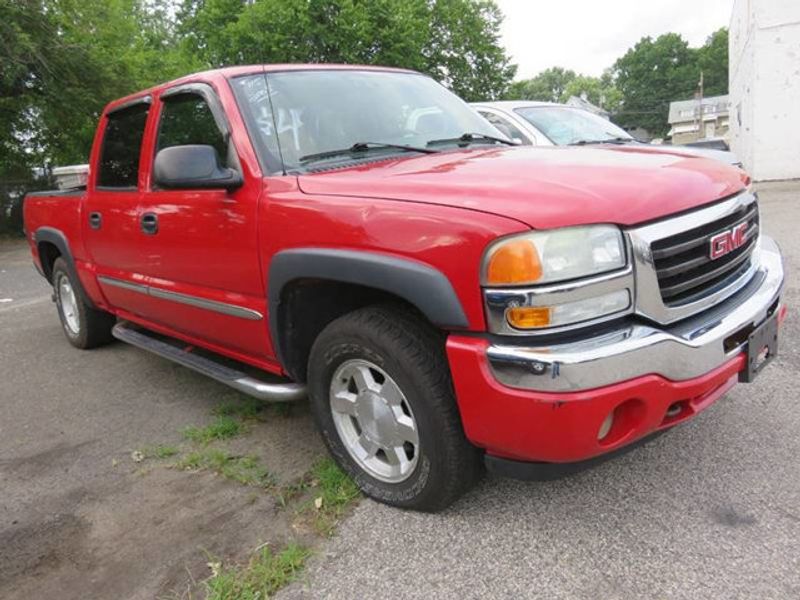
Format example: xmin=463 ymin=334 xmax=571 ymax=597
xmin=307 ymin=306 xmax=481 ymax=511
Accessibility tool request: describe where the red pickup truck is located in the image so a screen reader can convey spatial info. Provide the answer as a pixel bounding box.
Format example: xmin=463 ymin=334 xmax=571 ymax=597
xmin=24 ymin=65 xmax=785 ymax=511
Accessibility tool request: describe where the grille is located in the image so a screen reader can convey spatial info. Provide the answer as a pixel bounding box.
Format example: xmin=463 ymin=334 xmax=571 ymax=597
xmin=650 ymin=200 xmax=759 ymax=305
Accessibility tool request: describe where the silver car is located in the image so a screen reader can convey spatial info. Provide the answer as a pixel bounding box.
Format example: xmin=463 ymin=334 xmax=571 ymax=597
xmin=471 ymin=100 xmax=741 ymax=166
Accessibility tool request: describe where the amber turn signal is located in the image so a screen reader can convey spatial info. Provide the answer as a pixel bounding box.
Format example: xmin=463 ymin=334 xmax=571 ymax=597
xmin=486 ymin=239 xmax=543 ymax=285
xmin=506 ymin=306 xmax=551 ymax=329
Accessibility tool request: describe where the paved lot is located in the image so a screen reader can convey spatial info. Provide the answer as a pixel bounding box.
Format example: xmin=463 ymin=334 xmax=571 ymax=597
xmin=0 ymin=241 xmax=325 ymax=598
xmin=1 ymin=182 xmax=798 ymax=599
xmin=279 ymin=182 xmax=800 ymax=600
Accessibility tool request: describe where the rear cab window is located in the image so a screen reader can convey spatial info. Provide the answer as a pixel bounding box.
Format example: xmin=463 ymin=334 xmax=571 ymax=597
xmin=97 ymin=102 xmax=150 ymax=189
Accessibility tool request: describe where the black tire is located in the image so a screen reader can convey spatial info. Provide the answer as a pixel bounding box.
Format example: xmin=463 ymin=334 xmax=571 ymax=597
xmin=52 ymin=257 xmax=116 ymax=349
xmin=307 ymin=305 xmax=481 ymax=511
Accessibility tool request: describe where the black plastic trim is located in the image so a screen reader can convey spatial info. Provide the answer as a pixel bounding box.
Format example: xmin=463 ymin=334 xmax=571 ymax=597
xmin=107 ymin=95 xmax=152 ymax=116
xmin=485 ymin=431 xmax=666 ymax=481
xmin=161 ymin=82 xmax=231 ymax=139
xmin=268 ymin=248 xmax=468 ymax=364
xmin=33 ymin=227 xmax=97 ymax=309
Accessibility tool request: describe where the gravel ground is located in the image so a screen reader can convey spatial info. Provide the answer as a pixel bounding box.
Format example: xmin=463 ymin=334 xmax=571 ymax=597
xmin=278 ymin=181 xmax=800 ymax=600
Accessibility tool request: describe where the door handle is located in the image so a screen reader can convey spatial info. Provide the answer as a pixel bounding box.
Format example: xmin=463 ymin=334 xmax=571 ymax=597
xmin=89 ymin=212 xmax=102 ymax=230
xmin=141 ymin=212 xmax=158 ymax=235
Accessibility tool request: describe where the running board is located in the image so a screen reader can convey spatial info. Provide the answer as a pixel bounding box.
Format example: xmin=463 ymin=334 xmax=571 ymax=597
xmin=111 ymin=323 xmax=306 ymax=402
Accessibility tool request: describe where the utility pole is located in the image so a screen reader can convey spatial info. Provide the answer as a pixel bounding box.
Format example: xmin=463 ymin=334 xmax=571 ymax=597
xmin=696 ymin=70 xmax=705 ymax=140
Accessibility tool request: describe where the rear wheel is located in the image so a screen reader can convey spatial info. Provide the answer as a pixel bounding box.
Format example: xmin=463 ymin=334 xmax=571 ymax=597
xmin=307 ymin=306 xmax=481 ymax=511
xmin=52 ymin=258 xmax=115 ymax=349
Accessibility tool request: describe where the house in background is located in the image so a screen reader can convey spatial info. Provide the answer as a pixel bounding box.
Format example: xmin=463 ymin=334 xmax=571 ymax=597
xmin=565 ymin=93 xmax=610 ymax=120
xmin=730 ymin=0 xmax=800 ymax=180
xmin=667 ymin=95 xmax=730 ymax=145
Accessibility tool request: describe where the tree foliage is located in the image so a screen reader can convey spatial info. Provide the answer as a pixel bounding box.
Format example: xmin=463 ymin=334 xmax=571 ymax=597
xmin=612 ymin=29 xmax=729 ymax=136
xmin=506 ymin=67 xmax=577 ymax=103
xmin=506 ymin=67 xmax=622 ymax=114
xmin=179 ymin=0 xmax=515 ymax=101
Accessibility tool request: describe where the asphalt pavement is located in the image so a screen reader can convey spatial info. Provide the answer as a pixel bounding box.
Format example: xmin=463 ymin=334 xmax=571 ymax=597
xmin=278 ymin=181 xmax=800 ymax=600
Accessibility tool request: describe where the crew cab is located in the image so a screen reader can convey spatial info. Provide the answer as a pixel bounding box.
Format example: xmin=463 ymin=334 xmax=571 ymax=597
xmin=24 ymin=65 xmax=785 ymax=511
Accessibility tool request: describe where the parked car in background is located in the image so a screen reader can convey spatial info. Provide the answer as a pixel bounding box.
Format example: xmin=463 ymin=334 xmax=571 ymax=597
xmin=472 ymin=101 xmax=742 ymax=166
xmin=24 ymin=65 xmax=783 ymax=512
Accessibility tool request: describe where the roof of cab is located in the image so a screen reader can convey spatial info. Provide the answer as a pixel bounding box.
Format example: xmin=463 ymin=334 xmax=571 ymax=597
xmin=104 ymin=64 xmax=419 ymax=114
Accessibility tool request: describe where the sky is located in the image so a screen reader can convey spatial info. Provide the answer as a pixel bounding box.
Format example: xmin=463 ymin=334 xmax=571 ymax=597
xmin=496 ymin=0 xmax=734 ymax=80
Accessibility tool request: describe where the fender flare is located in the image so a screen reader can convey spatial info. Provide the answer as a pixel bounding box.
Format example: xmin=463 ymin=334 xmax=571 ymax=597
xmin=34 ymin=227 xmax=97 ymax=309
xmin=268 ymin=248 xmax=469 ymax=362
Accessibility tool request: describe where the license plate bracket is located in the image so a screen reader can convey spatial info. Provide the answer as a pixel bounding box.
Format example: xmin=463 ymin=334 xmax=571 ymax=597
xmin=739 ymin=312 xmax=779 ymax=383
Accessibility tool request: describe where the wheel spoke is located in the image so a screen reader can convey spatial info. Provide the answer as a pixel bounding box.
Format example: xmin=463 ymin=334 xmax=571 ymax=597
xmin=384 ymin=445 xmax=409 ymax=469
xmin=380 ymin=380 xmax=405 ymax=407
xmin=357 ymin=433 xmax=380 ymax=458
xmin=330 ymin=391 xmax=358 ymax=416
xmin=351 ymin=364 xmax=379 ymax=393
xmin=394 ymin=415 xmax=419 ymax=445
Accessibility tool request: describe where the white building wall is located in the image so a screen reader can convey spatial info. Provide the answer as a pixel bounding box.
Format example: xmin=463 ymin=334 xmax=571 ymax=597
xmin=730 ymin=0 xmax=800 ymax=181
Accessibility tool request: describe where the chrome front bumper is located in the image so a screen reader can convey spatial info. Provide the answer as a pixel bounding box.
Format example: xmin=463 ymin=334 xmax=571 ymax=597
xmin=487 ymin=235 xmax=785 ymax=392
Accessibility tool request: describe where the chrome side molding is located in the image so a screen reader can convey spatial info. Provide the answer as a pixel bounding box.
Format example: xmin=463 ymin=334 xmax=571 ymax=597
xmin=98 ymin=276 xmax=263 ymax=321
xmin=111 ymin=322 xmax=306 ymax=402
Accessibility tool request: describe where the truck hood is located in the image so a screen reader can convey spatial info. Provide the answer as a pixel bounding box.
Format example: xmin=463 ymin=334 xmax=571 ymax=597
xmin=297 ymin=145 xmax=747 ymax=229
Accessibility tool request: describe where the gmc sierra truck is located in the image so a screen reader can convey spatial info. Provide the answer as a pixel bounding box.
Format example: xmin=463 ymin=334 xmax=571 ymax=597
xmin=23 ymin=65 xmax=786 ymax=511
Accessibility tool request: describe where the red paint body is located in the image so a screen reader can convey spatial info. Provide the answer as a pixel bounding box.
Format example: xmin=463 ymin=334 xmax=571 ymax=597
xmin=23 ymin=66 xmax=758 ymax=464
xmin=447 ymin=336 xmax=743 ymax=462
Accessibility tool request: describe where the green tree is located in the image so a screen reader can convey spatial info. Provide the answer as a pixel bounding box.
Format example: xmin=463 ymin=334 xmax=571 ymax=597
xmin=505 ymin=67 xmax=577 ymax=102
xmin=424 ymin=0 xmax=516 ymax=100
xmin=612 ymin=33 xmax=700 ymax=136
xmin=0 ymin=0 xmax=194 ymax=234
xmin=1 ymin=0 xmax=195 ymax=172
xmin=561 ymin=72 xmax=622 ymax=113
xmin=697 ymin=28 xmax=729 ymax=97
xmin=179 ymin=0 xmax=516 ymax=100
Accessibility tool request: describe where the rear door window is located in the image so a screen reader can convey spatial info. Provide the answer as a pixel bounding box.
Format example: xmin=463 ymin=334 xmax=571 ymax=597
xmin=98 ymin=103 xmax=150 ymax=189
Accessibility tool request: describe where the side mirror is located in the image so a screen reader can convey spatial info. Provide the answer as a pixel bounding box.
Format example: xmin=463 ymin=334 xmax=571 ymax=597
xmin=153 ymin=144 xmax=243 ymax=190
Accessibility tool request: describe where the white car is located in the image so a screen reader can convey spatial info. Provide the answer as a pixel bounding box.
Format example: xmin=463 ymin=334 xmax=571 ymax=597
xmin=471 ymin=100 xmax=741 ymax=166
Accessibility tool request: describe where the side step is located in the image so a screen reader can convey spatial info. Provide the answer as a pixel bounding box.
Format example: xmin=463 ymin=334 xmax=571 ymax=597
xmin=112 ymin=323 xmax=307 ymax=402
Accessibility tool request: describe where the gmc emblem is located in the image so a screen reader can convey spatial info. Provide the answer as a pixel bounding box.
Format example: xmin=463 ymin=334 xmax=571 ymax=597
xmin=710 ymin=222 xmax=748 ymax=260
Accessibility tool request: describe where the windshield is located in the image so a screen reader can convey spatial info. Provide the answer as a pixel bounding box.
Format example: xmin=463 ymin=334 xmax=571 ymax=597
xmin=514 ymin=106 xmax=632 ymax=146
xmin=231 ymin=70 xmax=503 ymax=171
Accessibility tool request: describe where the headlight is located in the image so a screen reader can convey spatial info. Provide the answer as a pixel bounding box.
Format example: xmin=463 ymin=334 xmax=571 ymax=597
xmin=482 ymin=225 xmax=626 ymax=286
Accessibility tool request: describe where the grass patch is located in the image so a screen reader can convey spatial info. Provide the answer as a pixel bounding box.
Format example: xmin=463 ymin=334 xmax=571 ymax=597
xmin=304 ymin=458 xmax=361 ymax=536
xmin=140 ymin=444 xmax=180 ymax=459
xmin=204 ymin=543 xmax=311 ymax=600
xmin=176 ymin=448 xmax=274 ymax=488
xmin=183 ymin=416 xmax=242 ymax=445
xmin=212 ymin=397 xmax=266 ymax=421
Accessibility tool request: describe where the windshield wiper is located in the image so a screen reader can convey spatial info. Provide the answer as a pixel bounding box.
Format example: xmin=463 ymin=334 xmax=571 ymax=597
xmin=569 ymin=136 xmax=631 ymax=146
xmin=299 ymin=142 xmax=437 ymax=164
xmin=426 ymin=132 xmax=518 ymax=148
